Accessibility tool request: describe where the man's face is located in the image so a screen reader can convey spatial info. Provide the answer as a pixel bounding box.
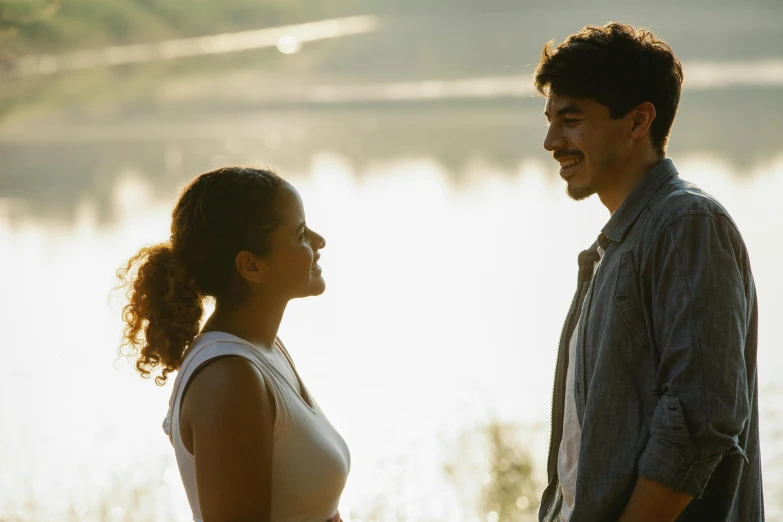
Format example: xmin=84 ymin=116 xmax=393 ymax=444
xmin=543 ymin=92 xmax=629 ymax=201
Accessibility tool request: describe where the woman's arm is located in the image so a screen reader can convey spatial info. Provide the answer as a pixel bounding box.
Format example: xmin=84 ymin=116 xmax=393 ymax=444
xmin=182 ymin=357 xmax=276 ymax=522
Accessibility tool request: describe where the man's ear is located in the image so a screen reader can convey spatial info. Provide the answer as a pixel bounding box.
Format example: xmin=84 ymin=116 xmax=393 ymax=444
xmin=234 ymin=250 xmax=267 ymax=284
xmin=630 ymin=101 xmax=656 ymax=141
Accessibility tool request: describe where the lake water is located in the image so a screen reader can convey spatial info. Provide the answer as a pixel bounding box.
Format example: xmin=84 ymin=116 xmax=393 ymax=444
xmin=1 ymin=97 xmax=782 ymax=521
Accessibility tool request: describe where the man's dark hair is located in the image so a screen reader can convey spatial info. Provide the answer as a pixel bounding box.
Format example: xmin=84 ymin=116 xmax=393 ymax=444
xmin=534 ymin=23 xmax=684 ymax=154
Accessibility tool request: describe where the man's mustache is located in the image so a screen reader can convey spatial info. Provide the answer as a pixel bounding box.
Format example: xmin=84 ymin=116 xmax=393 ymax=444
xmin=553 ymin=150 xmax=584 ymax=161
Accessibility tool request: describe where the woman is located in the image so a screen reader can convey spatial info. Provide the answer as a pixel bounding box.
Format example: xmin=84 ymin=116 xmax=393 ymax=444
xmin=118 ymin=166 xmax=350 ymax=522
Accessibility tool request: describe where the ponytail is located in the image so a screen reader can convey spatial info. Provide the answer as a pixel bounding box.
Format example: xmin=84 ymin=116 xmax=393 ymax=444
xmin=117 ymin=166 xmax=287 ymax=384
xmin=117 ymin=244 xmax=203 ymax=385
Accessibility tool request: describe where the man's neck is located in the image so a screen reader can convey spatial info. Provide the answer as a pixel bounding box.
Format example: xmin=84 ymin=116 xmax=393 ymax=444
xmin=599 ymin=151 xmax=663 ymax=214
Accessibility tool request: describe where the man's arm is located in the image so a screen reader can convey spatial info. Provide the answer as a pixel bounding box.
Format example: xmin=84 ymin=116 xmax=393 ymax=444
xmin=618 ymin=476 xmax=692 ymax=522
xmin=633 ymin=212 xmax=753 ymax=503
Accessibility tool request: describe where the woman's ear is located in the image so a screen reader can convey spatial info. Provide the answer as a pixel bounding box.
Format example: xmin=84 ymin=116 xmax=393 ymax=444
xmin=234 ymin=250 xmax=268 ymax=284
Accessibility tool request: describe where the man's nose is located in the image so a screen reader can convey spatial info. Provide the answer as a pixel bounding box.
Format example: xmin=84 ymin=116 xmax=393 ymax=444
xmin=543 ymin=124 xmax=565 ymax=152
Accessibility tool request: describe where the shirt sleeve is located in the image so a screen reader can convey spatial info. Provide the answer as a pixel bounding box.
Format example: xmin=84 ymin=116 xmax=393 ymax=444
xmin=637 ymin=211 xmax=754 ymax=498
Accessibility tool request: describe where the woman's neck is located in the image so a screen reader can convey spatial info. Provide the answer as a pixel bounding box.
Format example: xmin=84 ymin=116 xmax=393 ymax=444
xmin=202 ymin=298 xmax=287 ymax=350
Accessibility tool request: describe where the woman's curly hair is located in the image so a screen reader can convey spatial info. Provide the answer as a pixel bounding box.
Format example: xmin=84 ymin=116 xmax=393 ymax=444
xmin=117 ymin=166 xmax=287 ymax=385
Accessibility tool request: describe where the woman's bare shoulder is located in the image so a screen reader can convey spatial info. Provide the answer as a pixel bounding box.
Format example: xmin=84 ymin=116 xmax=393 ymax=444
xmin=183 ymin=356 xmax=275 ymax=431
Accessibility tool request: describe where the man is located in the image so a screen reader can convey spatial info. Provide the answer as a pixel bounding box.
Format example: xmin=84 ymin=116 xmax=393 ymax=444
xmin=535 ymin=23 xmax=763 ymax=521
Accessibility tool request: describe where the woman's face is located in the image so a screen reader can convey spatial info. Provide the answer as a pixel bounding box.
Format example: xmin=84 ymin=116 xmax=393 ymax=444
xmin=262 ymin=183 xmax=326 ymax=300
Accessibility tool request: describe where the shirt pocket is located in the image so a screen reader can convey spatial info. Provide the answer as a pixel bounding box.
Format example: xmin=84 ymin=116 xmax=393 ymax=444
xmin=612 ymin=250 xmax=650 ymax=348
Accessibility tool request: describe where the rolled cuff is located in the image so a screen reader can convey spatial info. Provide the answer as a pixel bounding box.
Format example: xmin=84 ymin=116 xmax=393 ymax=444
xmin=638 ymin=435 xmax=723 ymax=498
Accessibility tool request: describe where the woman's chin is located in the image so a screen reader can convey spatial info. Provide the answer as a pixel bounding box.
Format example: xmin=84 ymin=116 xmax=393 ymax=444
xmin=291 ymin=279 xmax=326 ymax=300
xmin=308 ymin=277 xmax=326 ymax=296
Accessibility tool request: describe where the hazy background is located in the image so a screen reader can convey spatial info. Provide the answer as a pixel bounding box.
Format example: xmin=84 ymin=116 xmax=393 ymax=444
xmin=1 ymin=0 xmax=782 ymax=521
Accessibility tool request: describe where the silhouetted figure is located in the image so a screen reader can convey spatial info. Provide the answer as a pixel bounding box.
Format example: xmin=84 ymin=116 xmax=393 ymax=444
xmin=118 ymin=166 xmax=348 ymax=522
xmin=535 ymin=23 xmax=763 ymax=522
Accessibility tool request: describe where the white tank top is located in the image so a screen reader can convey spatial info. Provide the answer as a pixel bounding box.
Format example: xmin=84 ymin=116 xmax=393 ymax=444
xmin=162 ymin=331 xmax=351 ymax=522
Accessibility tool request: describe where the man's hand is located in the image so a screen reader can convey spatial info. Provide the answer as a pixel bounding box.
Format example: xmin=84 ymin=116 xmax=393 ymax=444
xmin=618 ymin=476 xmax=693 ymax=522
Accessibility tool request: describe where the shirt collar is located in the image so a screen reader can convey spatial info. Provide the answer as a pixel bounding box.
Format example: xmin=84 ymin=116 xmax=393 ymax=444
xmin=600 ymin=158 xmax=678 ymax=244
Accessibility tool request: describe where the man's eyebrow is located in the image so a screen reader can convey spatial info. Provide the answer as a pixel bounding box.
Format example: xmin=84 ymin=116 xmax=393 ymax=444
xmin=545 ymin=103 xmax=584 ymax=121
xmin=557 ymin=103 xmax=584 ymax=117
xmin=296 ymin=221 xmax=306 ymax=232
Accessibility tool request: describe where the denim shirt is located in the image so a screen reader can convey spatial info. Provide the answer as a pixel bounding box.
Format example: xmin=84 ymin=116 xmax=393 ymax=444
xmin=539 ymin=159 xmax=764 ymax=522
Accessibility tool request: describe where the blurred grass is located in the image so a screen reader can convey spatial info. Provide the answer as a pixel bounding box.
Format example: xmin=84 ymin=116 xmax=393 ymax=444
xmin=0 ymin=464 xmax=180 ymax=522
xmin=480 ymin=422 xmax=539 ymax=520
xmin=445 ymin=421 xmax=540 ymax=522
xmin=350 ymin=420 xmax=541 ymax=522
xmin=0 ymin=421 xmax=542 ymax=522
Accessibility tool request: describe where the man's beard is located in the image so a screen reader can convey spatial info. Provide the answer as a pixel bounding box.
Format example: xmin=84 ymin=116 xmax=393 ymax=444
xmin=566 ymin=182 xmax=596 ymax=201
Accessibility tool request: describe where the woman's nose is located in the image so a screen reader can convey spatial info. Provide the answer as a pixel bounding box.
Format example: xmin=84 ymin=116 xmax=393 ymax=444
xmin=311 ymin=230 xmax=326 ymax=249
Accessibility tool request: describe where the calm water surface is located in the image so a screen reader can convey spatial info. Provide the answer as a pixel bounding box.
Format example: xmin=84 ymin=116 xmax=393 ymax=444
xmin=1 ymin=110 xmax=782 ymax=521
